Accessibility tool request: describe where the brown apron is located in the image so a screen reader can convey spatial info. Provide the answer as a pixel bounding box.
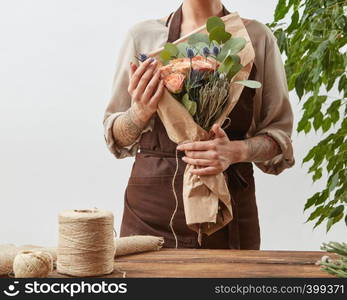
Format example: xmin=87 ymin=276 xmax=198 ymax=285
xmin=119 ymin=5 xmax=261 ymax=249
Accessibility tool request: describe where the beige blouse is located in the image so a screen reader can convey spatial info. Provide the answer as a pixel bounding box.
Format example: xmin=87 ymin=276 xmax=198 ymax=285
xmin=103 ymin=16 xmax=295 ymax=175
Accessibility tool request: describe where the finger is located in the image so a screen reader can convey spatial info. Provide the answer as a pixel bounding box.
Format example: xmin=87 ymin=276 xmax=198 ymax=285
xmin=182 ymin=156 xmax=214 ymax=167
xmin=149 ymin=80 xmax=164 ymax=106
xmin=190 ymin=166 xmax=220 ymax=176
xmin=184 ymin=150 xmax=218 ymax=160
xmin=128 ymin=58 xmax=155 ymax=92
xmin=211 ymin=123 xmax=228 ymax=139
xmin=135 ymin=62 xmax=158 ymax=98
xmin=129 ymin=62 xmax=138 ymax=79
xmin=177 ymin=141 xmax=215 ymax=151
xmin=142 ymin=70 xmax=161 ymax=103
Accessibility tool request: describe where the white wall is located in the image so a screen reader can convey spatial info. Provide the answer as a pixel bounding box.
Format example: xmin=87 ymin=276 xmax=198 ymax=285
xmin=0 ymin=0 xmax=344 ymax=250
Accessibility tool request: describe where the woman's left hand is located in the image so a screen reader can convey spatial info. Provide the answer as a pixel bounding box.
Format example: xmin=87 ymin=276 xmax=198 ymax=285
xmin=176 ymin=124 xmax=247 ymax=176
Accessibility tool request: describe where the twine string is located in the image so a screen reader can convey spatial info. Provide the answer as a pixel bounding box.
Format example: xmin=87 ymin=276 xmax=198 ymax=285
xmin=169 ymin=147 xmax=180 ymax=249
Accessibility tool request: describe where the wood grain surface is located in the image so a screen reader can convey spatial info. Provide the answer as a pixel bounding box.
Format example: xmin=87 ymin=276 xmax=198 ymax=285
xmin=49 ymin=249 xmax=336 ymax=278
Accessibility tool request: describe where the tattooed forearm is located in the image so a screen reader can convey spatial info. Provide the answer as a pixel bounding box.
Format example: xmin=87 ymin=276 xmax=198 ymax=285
xmin=243 ymin=135 xmax=281 ymax=162
xmin=112 ymin=107 xmax=149 ymax=147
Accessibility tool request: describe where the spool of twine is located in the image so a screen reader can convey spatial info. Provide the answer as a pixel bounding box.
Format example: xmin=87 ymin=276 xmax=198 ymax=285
xmin=57 ymin=209 xmax=115 ymax=277
xmin=13 ymin=250 xmax=53 ymax=278
xmin=0 ymin=244 xmax=17 ymax=275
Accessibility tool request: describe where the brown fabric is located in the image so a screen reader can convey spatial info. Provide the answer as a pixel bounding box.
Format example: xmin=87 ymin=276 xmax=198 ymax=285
xmin=120 ymin=5 xmax=260 ymax=249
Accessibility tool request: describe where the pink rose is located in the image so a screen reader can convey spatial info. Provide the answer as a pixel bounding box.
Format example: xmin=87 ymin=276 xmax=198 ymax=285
xmin=163 ymin=73 xmax=185 ymax=94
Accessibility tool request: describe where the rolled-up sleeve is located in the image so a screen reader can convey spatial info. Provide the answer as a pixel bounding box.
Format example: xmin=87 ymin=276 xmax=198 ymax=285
xmin=247 ymin=25 xmax=295 ymax=175
xmin=103 ymin=29 xmax=154 ymax=159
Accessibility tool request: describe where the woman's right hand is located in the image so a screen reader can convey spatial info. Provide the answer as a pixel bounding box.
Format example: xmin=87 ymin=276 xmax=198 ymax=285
xmin=128 ymin=58 xmax=164 ymax=123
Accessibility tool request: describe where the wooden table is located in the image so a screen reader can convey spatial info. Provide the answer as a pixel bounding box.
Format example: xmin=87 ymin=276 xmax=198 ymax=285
xmin=51 ymin=249 xmax=336 ymax=278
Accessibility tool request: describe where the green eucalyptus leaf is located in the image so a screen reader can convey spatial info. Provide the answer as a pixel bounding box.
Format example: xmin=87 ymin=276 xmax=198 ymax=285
xmin=218 ymin=55 xmax=234 ymax=75
xmin=164 ymin=43 xmax=179 ymax=57
xmin=188 ymin=33 xmax=210 ymax=45
xmin=159 ymin=49 xmax=172 ymax=64
xmin=218 ymin=55 xmax=242 ymax=80
xmin=177 ymin=42 xmax=189 ymax=57
xmin=194 ymin=42 xmax=210 ymax=53
xmin=235 ymin=80 xmax=262 ymax=89
xmin=206 ymin=16 xmax=225 ymax=33
xmin=217 ymin=37 xmax=247 ymax=61
xmin=209 ymin=27 xmax=231 ymax=44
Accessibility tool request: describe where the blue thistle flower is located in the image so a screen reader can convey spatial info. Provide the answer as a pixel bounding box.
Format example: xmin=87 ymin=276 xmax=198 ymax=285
xmin=186 ymin=48 xmax=195 ymax=59
xmin=202 ymin=47 xmax=210 ymax=57
xmin=212 ymin=46 xmax=220 ymax=57
xmin=135 ymin=53 xmax=148 ymax=62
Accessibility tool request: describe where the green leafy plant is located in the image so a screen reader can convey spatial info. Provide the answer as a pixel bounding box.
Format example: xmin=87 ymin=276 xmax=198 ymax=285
xmin=269 ymin=0 xmax=347 ymax=232
xmin=317 ymin=242 xmax=347 ymax=277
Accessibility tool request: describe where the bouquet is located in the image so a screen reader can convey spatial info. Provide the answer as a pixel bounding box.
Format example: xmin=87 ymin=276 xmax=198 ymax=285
xmin=139 ymin=13 xmax=258 ymax=245
xmin=157 ymin=16 xmax=260 ymax=131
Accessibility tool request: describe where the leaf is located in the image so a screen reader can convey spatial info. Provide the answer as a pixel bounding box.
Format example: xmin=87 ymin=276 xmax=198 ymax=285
xmin=327 ymin=212 xmax=344 ymax=232
xmin=297 ymin=117 xmax=308 ymax=133
xmin=274 ymin=29 xmax=287 ymax=53
xmin=338 ymin=75 xmax=346 ymax=93
xmin=181 ymin=94 xmax=197 ymax=116
xmin=218 ymin=55 xmax=234 ymax=75
xmin=217 ymin=37 xmax=247 ymax=61
xmin=188 ymin=33 xmax=210 ymax=45
xmin=328 ymin=173 xmax=339 ymax=193
xmin=313 ymin=167 xmax=322 ymax=182
xmin=218 ymin=55 xmax=243 ymax=80
xmin=206 ymin=16 xmax=225 ymax=33
xmin=274 ymin=0 xmax=290 ymax=22
xmin=313 ymin=111 xmax=323 ymax=131
xmin=322 ymin=118 xmax=332 ymax=132
xmin=287 ymin=10 xmax=299 ymax=33
xmin=177 ymin=42 xmax=189 ymax=57
xmin=329 ymin=205 xmax=344 ymax=218
xmin=164 ymin=43 xmax=178 ymax=57
xmin=304 ymin=121 xmax=312 ymax=134
xmin=194 ymin=42 xmax=209 ymax=53
xmin=235 ymin=80 xmax=262 ymax=89
xmin=304 ymin=192 xmax=320 ymax=211
xmin=313 ymin=214 xmax=327 ymax=229
xmin=306 ymin=205 xmax=326 ymax=222
xmin=209 ymin=27 xmax=231 ymax=44
xmin=159 ymin=49 xmax=172 ymax=64
xmin=312 ymin=40 xmax=330 ymax=59
xmin=295 ymin=73 xmax=305 ymax=99
xmin=303 ymin=148 xmax=315 ymax=163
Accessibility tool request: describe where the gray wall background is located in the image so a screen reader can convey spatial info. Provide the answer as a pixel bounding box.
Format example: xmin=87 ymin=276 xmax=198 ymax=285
xmin=0 ymin=0 xmax=344 ymax=249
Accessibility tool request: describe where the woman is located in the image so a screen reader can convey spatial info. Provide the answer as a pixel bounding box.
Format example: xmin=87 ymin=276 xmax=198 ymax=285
xmin=103 ymin=0 xmax=295 ymax=249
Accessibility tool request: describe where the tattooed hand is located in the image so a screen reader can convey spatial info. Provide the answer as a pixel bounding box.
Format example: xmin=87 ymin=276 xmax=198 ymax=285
xmin=177 ymin=124 xmax=281 ymax=176
xmin=177 ymin=124 xmax=246 ymax=176
xmin=112 ymin=57 xmax=164 ymax=148
xmin=128 ymin=58 xmax=164 ymax=123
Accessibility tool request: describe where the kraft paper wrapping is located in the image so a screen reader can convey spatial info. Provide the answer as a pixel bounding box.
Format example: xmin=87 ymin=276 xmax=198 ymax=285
xmin=148 ymin=12 xmax=255 ymax=238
